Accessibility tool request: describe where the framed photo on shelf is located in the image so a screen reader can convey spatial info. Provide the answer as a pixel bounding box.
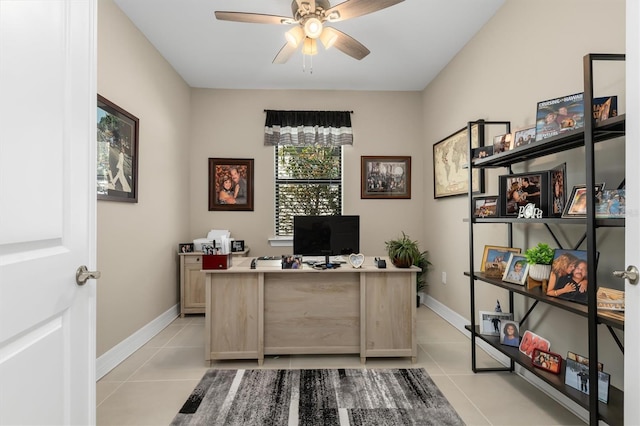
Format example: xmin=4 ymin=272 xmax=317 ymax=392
xmin=479 ymin=311 xmax=514 ymax=336
xmin=502 ymin=253 xmax=529 ymax=285
xmin=535 ymin=92 xmax=585 ymax=141
xmin=499 ymin=321 xmax=520 ymax=347
xmin=595 ymin=189 xmax=625 ymax=218
xmin=433 ymin=124 xmax=484 ymax=198
xmin=472 ymin=146 xmax=494 ymax=161
xmin=512 ymin=126 xmax=536 ymax=148
xmin=361 ymin=156 xmax=411 ymax=199
xmin=473 ymin=196 xmax=499 ymax=218
xmin=492 ymin=133 xmax=512 ymax=154
xmin=592 ymin=95 xmax=618 ymax=122
xmin=531 ymin=348 xmax=562 ymax=374
xmin=518 ymin=330 xmax=550 ymax=359
xmin=564 ymin=357 xmax=610 ymax=403
xmin=547 ymin=249 xmax=591 ymax=305
xmin=562 ymin=183 xmax=605 ymax=218
xmin=97 ymin=95 xmax=139 ymax=203
xmin=480 ymin=245 xmax=521 ymax=273
xmin=567 ymin=350 xmax=603 ymax=371
xmin=178 ymin=243 xmax=194 ymax=254
xmin=499 ymin=171 xmax=549 ymax=217
xmin=208 ymin=158 xmax=254 ymax=211
xmin=550 ymin=163 xmax=567 ymax=217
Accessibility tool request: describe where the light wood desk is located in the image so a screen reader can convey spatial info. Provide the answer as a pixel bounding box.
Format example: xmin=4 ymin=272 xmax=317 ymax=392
xmin=203 ymin=256 xmax=417 ymax=365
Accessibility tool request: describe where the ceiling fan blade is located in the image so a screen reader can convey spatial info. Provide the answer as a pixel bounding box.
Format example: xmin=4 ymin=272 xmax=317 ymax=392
xmin=325 ymin=0 xmax=404 ymax=22
xmin=215 ymin=11 xmax=294 ymax=25
xmin=323 ymin=27 xmax=369 ymax=60
xmin=273 ymin=43 xmax=298 ymax=64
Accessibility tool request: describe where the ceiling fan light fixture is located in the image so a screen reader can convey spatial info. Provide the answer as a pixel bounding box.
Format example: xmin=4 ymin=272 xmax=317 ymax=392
xmin=303 ymin=17 xmax=323 ymax=39
xmin=302 ymin=37 xmax=318 ymax=55
xmin=319 ymin=28 xmax=337 ymax=49
xmin=285 ymin=26 xmax=304 ymax=47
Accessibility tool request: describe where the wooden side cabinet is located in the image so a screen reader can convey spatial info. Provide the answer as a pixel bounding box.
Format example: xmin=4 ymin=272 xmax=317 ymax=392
xmin=179 ymin=249 xmax=250 ymax=317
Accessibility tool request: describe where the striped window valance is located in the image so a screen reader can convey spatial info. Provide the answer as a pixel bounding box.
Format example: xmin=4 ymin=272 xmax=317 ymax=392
xmin=264 ymin=110 xmax=353 ymax=146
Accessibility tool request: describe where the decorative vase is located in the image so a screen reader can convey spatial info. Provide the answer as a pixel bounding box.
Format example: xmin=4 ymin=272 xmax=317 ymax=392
xmin=392 ymin=257 xmax=412 ymax=268
xmin=528 ymin=264 xmax=551 ymax=281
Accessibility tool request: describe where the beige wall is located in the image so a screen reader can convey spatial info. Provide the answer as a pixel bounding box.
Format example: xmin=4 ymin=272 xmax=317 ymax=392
xmin=188 ymin=89 xmax=424 ymax=256
xmin=97 ymin=0 xmax=191 ymax=356
xmin=422 ymin=0 xmax=625 ymax=386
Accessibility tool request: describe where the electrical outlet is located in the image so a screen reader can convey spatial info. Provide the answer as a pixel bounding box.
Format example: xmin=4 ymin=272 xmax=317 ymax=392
xmin=442 ymin=271 xmax=447 ymax=284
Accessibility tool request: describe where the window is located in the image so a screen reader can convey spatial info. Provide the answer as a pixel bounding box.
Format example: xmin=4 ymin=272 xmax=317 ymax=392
xmin=275 ymin=145 xmax=342 ymax=236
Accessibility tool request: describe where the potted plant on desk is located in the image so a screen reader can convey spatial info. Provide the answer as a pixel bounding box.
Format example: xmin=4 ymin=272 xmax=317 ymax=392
xmin=524 ymin=243 xmax=554 ymax=291
xmin=385 ymin=232 xmax=432 ymax=306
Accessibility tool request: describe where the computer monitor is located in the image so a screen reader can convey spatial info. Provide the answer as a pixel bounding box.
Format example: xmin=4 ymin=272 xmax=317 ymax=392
xmin=293 ymin=215 xmax=360 ymax=258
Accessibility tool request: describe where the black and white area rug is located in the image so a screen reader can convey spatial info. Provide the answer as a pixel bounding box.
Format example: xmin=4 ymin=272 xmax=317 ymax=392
xmin=171 ymin=368 xmax=465 ymax=426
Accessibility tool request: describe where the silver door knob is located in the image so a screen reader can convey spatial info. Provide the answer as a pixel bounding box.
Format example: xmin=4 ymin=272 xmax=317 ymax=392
xmin=76 ymin=265 xmax=101 ymax=286
xmin=612 ymin=265 xmax=639 ymax=285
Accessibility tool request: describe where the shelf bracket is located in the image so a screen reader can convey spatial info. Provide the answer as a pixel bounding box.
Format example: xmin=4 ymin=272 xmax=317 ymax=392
xmin=519 ymin=300 xmax=539 ymax=326
xmin=606 ymin=325 xmax=624 ymax=354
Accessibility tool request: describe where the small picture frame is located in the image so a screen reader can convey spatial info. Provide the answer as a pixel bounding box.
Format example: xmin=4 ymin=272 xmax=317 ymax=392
xmin=567 ymin=351 xmax=603 ymax=372
xmin=479 ymin=310 xmax=513 ymax=336
xmin=562 ymin=183 xmax=604 ymax=218
xmin=502 ymin=253 xmax=530 ymax=285
xmin=595 ymin=189 xmax=625 ymax=218
xmin=512 ymin=126 xmax=536 ymax=148
xmin=178 ymin=243 xmax=194 ymax=254
xmin=493 ymin=133 xmax=513 ymax=154
xmin=480 ymin=245 xmax=521 ymax=273
xmin=564 ymin=357 xmax=610 ymax=403
xmin=231 ymin=240 xmax=245 ymax=252
xmin=531 ymin=348 xmax=562 ymax=374
xmin=518 ymin=330 xmax=550 ymax=359
xmin=499 ymin=171 xmax=549 ymax=217
xmin=472 ymin=146 xmax=494 ymax=161
xmin=473 ymin=196 xmax=499 ymax=218
xmin=201 ymin=244 xmax=217 ymax=255
xmin=550 ymin=163 xmax=566 ymax=217
xmin=281 ymin=255 xmax=302 ymax=269
xmin=500 ymin=320 xmax=520 ymax=347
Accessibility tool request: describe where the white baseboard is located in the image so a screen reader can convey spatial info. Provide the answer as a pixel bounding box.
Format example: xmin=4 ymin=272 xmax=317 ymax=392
xmin=95 ymin=304 xmax=179 ymax=380
xmin=422 ymin=295 xmax=589 ymax=423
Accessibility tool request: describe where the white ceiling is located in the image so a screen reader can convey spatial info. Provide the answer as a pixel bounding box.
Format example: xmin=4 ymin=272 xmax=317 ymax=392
xmin=113 ymin=0 xmax=505 ymax=91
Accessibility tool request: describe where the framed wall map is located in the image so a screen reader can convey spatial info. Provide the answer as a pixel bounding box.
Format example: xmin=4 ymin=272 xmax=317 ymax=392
xmin=433 ymin=124 xmax=484 ymax=198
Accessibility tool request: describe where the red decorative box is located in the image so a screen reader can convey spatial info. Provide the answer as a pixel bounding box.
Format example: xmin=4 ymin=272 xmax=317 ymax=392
xmin=203 ymin=254 xmax=232 ymax=270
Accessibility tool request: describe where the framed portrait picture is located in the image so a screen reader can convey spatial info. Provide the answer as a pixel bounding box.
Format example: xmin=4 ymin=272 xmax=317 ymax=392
xmin=208 ymin=158 xmax=254 ymax=211
xmin=97 ymin=95 xmax=139 ymax=202
xmin=550 ymin=163 xmax=567 ymax=217
xmin=518 ymin=330 xmax=550 ymax=359
xmin=547 ymin=249 xmax=591 ymax=305
xmin=472 ymin=146 xmax=494 ymax=161
xmin=433 ymin=124 xmax=484 ymax=198
xmin=535 ymin=92 xmax=585 ymax=141
xmin=479 ymin=310 xmax=513 ymax=336
xmin=231 ymin=240 xmax=245 ymax=252
xmin=473 ymin=196 xmax=499 ymax=218
xmin=512 ymin=126 xmax=536 ymax=148
xmin=564 ymin=357 xmax=610 ymax=403
xmin=178 ymin=243 xmax=194 ymax=254
xmin=531 ymin=348 xmax=562 ymax=374
xmin=361 ymin=156 xmax=411 ymax=199
xmin=499 ymin=171 xmax=550 ymax=217
xmin=502 ymin=253 xmax=530 ymax=285
xmin=562 ymin=183 xmax=605 ymax=218
xmin=492 ymin=133 xmax=512 ymax=154
xmin=500 ymin=320 xmax=520 ymax=347
xmin=480 ymin=245 xmax=521 ymax=273
xmin=595 ymin=189 xmax=625 ymax=218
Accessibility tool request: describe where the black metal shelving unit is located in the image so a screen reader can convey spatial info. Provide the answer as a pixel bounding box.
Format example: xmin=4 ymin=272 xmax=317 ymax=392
xmin=466 ymin=54 xmax=625 ymax=426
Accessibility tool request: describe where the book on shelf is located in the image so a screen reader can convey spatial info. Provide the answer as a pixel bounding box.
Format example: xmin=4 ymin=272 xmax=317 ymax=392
xmin=596 ymin=286 xmax=625 ymax=311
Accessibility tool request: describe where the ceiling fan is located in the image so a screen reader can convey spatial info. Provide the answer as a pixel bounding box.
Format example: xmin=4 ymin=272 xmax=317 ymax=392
xmin=214 ymin=0 xmax=405 ymax=64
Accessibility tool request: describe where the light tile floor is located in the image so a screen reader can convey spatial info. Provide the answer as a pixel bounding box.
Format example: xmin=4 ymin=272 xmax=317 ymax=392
xmin=97 ymin=306 xmax=585 ymax=425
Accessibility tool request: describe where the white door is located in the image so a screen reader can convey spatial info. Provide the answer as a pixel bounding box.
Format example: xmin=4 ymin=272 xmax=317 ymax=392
xmin=625 ymin=1 xmax=640 ymax=422
xmin=0 ymin=1 xmax=97 ymax=425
